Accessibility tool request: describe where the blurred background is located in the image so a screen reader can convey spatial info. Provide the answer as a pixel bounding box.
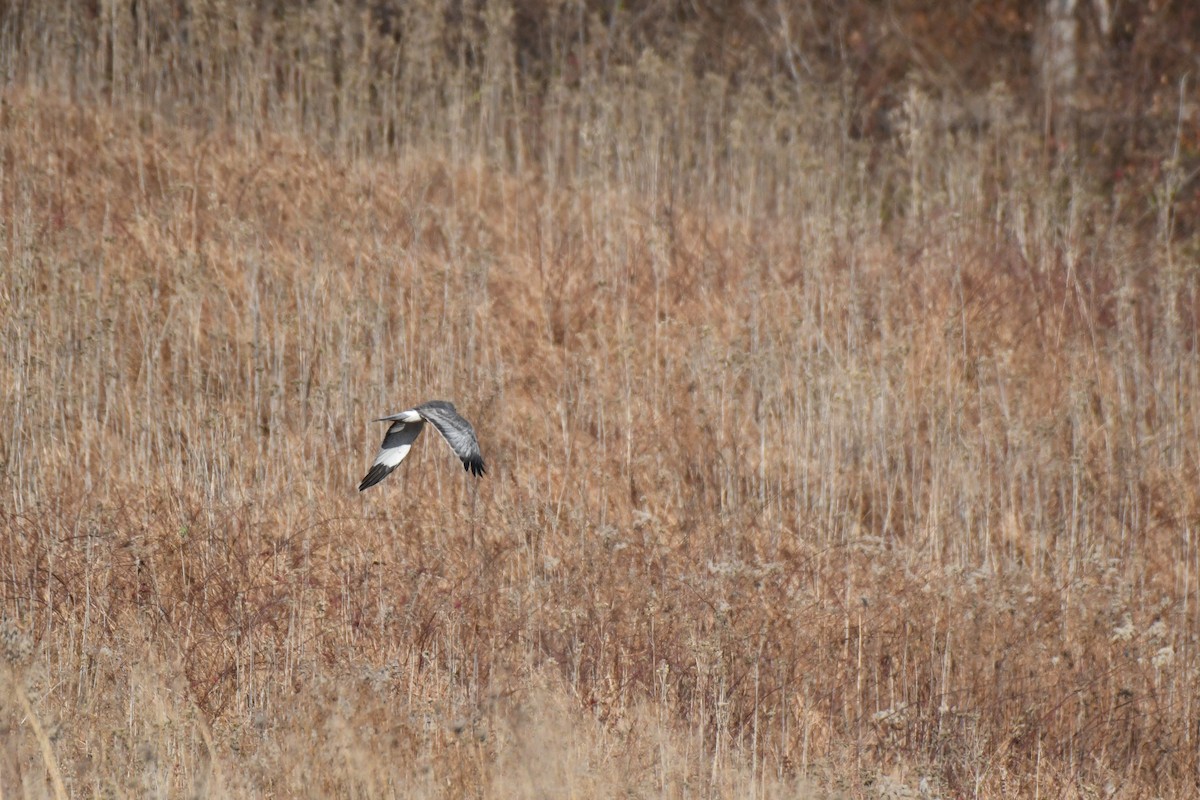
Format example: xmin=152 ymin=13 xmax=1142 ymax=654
xmin=1 ymin=2 xmax=1198 ymax=797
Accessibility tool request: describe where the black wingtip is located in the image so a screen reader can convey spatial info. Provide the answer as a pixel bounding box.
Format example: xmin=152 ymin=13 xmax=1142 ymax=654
xmin=358 ymin=464 xmax=394 ymax=491
xmin=464 ymin=457 xmax=486 ymax=478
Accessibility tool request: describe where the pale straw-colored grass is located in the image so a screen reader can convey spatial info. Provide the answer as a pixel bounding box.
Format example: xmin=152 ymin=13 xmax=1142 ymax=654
xmin=1 ymin=3 xmax=1197 ymax=797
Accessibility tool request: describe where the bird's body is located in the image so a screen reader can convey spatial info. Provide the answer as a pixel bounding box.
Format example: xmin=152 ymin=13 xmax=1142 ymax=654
xmin=359 ymin=400 xmax=486 ymax=491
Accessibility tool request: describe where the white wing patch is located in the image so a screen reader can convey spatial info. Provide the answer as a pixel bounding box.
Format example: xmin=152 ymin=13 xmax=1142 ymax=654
xmin=375 ymin=420 xmax=423 ymax=465
xmin=374 ymin=431 xmax=417 ymax=470
xmin=374 ymin=441 xmax=412 ymax=467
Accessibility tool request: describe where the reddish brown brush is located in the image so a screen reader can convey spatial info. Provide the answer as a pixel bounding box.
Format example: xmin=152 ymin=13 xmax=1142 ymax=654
xmin=1 ymin=3 xmax=1198 ymax=798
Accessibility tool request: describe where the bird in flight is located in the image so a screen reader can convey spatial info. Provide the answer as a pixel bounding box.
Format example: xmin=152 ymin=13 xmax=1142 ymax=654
xmin=359 ymin=400 xmax=486 ymax=491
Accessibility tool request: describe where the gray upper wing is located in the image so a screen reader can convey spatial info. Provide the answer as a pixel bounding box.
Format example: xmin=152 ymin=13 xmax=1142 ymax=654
xmin=416 ymin=401 xmax=486 ymax=477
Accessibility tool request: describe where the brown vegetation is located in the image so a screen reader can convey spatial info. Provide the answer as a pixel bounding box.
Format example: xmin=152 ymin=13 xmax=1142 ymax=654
xmin=1 ymin=1 xmax=1199 ymax=797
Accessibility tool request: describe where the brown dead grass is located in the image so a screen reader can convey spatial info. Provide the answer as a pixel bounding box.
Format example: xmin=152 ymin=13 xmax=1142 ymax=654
xmin=2 ymin=3 xmax=1199 ymax=798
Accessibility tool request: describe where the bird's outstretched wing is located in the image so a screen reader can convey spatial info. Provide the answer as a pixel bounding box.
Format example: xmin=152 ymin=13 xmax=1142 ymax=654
xmin=416 ymin=401 xmax=486 ymax=477
xmin=358 ymin=419 xmax=425 ymax=491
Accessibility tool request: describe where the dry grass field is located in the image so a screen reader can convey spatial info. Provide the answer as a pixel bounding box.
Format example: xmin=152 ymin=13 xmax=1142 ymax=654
xmin=2 ymin=2 xmax=1199 ymax=797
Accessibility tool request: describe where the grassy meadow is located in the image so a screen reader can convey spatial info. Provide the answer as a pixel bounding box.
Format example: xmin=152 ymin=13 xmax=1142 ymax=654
xmin=1 ymin=2 xmax=1199 ymax=797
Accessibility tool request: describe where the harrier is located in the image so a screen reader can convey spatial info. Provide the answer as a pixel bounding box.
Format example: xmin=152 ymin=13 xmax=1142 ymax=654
xmin=359 ymin=400 xmax=486 ymax=491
